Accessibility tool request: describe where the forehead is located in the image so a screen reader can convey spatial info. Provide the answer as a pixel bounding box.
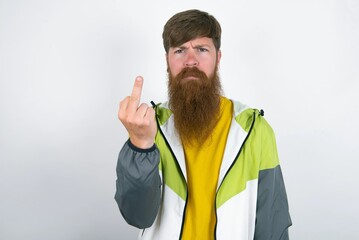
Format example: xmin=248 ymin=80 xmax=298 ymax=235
xmin=171 ymin=37 xmax=215 ymax=48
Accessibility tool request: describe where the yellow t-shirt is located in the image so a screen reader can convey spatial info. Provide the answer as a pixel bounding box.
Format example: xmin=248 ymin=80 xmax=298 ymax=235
xmin=182 ymin=97 xmax=233 ymax=240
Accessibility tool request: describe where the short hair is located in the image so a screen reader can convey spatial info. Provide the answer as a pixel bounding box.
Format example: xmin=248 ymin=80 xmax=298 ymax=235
xmin=162 ymin=9 xmax=222 ymax=53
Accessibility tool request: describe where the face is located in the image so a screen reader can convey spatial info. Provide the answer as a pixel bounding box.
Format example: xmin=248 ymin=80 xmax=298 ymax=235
xmin=166 ymin=37 xmax=221 ymax=79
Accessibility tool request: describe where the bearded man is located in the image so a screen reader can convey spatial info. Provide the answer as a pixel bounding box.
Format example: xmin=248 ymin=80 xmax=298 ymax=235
xmin=115 ymin=9 xmax=292 ymax=240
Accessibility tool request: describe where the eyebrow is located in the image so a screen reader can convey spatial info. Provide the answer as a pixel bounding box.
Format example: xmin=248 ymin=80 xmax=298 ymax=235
xmin=176 ymin=44 xmax=211 ymax=49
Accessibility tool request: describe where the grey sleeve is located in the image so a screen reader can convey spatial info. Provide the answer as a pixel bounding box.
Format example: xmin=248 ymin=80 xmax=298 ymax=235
xmin=114 ymin=140 xmax=162 ymax=229
xmin=254 ymin=165 xmax=292 ymax=240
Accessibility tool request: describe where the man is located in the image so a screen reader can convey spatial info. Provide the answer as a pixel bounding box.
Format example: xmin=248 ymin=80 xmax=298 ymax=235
xmin=115 ymin=9 xmax=292 ymax=240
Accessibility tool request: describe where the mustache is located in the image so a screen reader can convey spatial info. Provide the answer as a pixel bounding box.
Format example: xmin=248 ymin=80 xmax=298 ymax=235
xmin=176 ymin=67 xmax=208 ymax=80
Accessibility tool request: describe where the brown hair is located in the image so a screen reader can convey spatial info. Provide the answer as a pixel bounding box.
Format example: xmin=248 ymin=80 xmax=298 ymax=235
xmin=162 ymin=9 xmax=222 ymax=53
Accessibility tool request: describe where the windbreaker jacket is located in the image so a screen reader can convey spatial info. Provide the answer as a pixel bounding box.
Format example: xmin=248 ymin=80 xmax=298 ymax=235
xmin=115 ymin=100 xmax=292 ymax=240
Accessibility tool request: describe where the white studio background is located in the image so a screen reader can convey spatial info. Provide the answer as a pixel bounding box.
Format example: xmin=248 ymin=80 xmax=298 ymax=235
xmin=0 ymin=0 xmax=358 ymax=239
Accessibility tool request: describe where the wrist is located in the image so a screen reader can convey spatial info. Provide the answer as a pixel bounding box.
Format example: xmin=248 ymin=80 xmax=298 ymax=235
xmin=127 ymin=139 xmax=156 ymax=152
xmin=129 ymin=137 xmax=154 ymax=149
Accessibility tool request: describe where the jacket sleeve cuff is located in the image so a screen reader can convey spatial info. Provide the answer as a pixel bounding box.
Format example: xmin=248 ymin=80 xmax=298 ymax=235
xmin=127 ymin=139 xmax=156 ymax=153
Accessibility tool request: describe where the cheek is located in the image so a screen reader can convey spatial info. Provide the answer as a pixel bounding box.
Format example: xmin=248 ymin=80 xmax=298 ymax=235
xmin=201 ymin=61 xmax=217 ymax=76
xmin=168 ymin=60 xmax=182 ymax=76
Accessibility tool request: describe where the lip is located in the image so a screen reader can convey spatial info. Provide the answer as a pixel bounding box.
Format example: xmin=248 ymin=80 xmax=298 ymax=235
xmin=182 ymin=76 xmax=199 ymax=81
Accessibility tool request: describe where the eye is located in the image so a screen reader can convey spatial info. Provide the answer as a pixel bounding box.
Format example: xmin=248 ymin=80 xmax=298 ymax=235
xmin=174 ymin=49 xmax=184 ymax=54
xmin=198 ymin=47 xmax=209 ymax=52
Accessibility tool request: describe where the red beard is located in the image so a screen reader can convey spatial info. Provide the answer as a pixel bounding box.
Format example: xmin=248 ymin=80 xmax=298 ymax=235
xmin=168 ymin=66 xmax=222 ymax=145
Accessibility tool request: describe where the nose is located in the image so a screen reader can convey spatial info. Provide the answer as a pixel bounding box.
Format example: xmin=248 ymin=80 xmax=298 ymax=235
xmin=184 ymin=52 xmax=198 ymax=67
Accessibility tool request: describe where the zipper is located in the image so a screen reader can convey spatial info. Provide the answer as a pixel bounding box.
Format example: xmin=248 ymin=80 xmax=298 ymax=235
xmin=213 ymin=110 xmax=257 ymax=239
xmin=151 ymin=101 xmax=188 ymax=240
xmin=141 ymin=229 xmax=145 ymax=237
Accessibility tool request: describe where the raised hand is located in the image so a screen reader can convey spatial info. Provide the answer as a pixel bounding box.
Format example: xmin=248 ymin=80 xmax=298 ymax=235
xmin=118 ymin=76 xmax=157 ymax=149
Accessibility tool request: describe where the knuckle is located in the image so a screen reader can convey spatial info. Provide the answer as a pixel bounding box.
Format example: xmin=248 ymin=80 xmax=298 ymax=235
xmin=134 ymin=118 xmax=145 ymax=127
xmin=137 ymin=103 xmax=148 ymax=111
xmin=139 ymin=103 xmax=148 ymax=108
xmin=118 ymin=111 xmax=126 ymax=121
xmin=126 ymin=116 xmax=135 ymax=124
xmin=148 ymin=108 xmax=155 ymax=115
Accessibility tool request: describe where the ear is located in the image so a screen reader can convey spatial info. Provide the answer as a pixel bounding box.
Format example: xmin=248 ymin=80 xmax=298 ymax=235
xmin=216 ymin=50 xmax=222 ymax=66
xmin=165 ymin=53 xmax=169 ymax=72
